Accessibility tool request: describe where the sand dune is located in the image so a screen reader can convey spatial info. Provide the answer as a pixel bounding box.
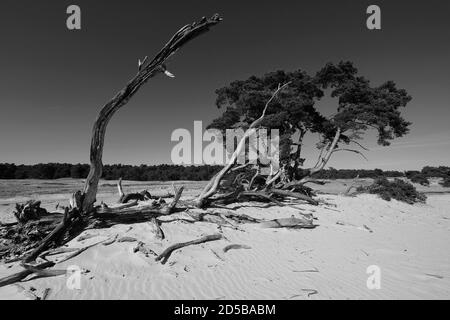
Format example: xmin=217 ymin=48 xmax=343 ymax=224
xmin=1 ymin=187 xmax=449 ymax=300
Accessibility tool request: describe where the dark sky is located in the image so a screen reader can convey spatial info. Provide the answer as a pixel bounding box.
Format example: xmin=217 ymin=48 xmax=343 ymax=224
xmin=0 ymin=0 xmax=449 ymax=170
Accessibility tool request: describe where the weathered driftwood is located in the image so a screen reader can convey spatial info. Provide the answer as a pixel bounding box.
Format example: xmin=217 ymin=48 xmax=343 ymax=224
xmin=133 ymin=241 xmax=157 ymax=257
xmin=269 ymin=189 xmax=319 ymax=205
xmin=1 ymin=214 xmax=62 ymax=261
xmin=23 ymin=206 xmax=81 ymax=263
xmin=223 ymin=244 xmax=252 ymax=253
xmin=12 ymin=14 xmax=221 ymax=262
xmin=120 ymin=191 xmax=152 ymax=204
xmin=149 ymin=217 xmax=165 ymax=240
xmin=195 ymin=83 xmax=291 ymax=208
xmin=186 ymin=209 xmax=261 ymax=226
xmin=258 ymin=217 xmax=315 ymax=229
xmin=155 ymin=234 xmax=223 ymax=264
xmin=95 ymin=186 xmax=184 ymax=226
xmin=82 ymin=14 xmax=222 ymax=213
xmin=0 ymin=261 xmax=54 ymax=288
xmin=57 ymin=239 xmax=106 ymax=264
xmin=189 ymin=80 xmax=324 ymax=209
xmin=13 ymin=200 xmax=48 ymax=223
xmin=102 ymin=234 xmax=119 ymax=246
xmin=117 ymin=178 xmax=174 ymax=204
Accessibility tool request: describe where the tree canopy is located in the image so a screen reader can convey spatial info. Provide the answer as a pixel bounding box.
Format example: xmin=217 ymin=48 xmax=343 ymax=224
xmin=208 ymin=61 xmax=412 ymax=182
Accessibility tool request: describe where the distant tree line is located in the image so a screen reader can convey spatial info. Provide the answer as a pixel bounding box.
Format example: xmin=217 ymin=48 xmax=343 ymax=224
xmin=0 ymin=163 xmax=449 ymax=182
xmin=0 ymin=163 xmax=222 ymax=181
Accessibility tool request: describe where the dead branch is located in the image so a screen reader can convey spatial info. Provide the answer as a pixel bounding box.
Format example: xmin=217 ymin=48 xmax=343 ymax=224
xmin=282 ymin=128 xmax=342 ymax=188
xmin=149 ymin=217 xmax=165 ymax=240
xmin=223 ymin=244 xmax=251 ymax=253
xmin=343 ymin=175 xmax=361 ymax=196
xmin=332 ymin=148 xmax=368 ymax=161
xmin=303 ymin=180 xmax=327 ymax=186
xmin=239 ymin=191 xmax=285 ymax=206
xmin=269 ymin=189 xmax=319 ymax=205
xmin=133 ymin=241 xmax=157 ymax=257
xmin=13 ymin=200 xmax=48 ymax=223
xmin=102 ymin=234 xmax=119 ymax=246
xmin=56 ymin=240 xmax=106 ymax=264
xmin=22 ymin=264 xmax=67 ymax=279
xmin=350 ymin=139 xmax=370 ymax=151
xmin=155 ymin=234 xmax=223 ymax=264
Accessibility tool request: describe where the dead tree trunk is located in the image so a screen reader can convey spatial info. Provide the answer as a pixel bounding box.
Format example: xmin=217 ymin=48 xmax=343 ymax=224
xmin=81 ymin=14 xmax=223 ymax=212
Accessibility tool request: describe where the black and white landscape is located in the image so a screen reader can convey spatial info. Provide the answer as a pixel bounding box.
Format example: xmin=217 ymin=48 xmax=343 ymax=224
xmin=0 ymin=0 xmax=449 ymax=300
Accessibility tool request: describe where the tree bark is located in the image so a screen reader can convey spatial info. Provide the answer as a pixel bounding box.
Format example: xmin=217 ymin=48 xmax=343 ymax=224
xmin=0 ymin=261 xmax=55 ymax=288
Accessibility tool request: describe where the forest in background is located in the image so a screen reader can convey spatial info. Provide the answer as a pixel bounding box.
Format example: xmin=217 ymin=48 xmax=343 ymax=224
xmin=0 ymin=163 xmax=449 ymax=182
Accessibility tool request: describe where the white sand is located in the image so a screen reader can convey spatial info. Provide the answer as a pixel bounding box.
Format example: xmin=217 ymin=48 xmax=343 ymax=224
xmin=1 ymin=191 xmax=449 ymax=300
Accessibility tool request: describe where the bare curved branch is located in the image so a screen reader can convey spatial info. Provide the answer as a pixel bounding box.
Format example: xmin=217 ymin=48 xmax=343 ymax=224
xmin=195 ymin=82 xmax=291 ymax=207
xmin=81 ymin=15 xmax=222 ymax=212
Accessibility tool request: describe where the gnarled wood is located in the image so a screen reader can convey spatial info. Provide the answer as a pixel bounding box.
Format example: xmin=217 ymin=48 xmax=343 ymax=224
xmin=195 ymin=83 xmax=290 ymax=208
xmin=1 ymin=16 xmax=222 ymax=265
xmin=82 ymin=14 xmax=222 ymax=212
